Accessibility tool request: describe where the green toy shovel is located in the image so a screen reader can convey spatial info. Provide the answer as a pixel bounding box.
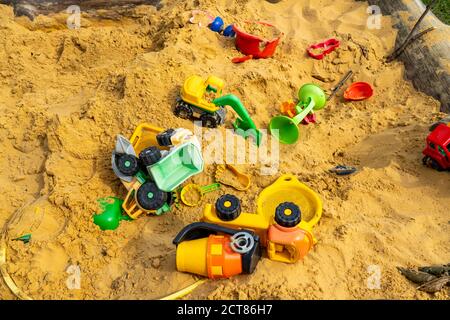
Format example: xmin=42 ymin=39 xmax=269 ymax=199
xmin=269 ymin=84 xmax=326 ymax=144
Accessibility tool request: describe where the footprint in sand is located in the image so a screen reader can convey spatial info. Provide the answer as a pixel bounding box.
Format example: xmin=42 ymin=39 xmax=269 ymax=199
xmin=302 ymin=6 xmax=319 ymax=24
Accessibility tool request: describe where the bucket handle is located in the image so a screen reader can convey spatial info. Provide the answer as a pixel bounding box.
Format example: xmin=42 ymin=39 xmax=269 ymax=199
xmin=173 ymin=222 xmax=257 ymax=245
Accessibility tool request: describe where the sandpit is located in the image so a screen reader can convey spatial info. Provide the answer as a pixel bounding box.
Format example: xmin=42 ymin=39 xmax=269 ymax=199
xmin=0 ymin=0 xmax=449 ymax=300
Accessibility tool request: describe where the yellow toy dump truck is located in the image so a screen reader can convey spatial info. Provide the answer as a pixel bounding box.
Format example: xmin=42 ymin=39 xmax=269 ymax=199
xmin=174 ymin=75 xmax=227 ymax=128
xmin=112 ymin=124 xmax=204 ymax=219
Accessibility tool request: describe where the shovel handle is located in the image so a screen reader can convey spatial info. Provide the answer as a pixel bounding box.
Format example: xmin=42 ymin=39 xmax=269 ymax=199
xmin=232 ymin=55 xmax=253 ymax=64
xmin=200 ymin=183 xmax=221 ymax=194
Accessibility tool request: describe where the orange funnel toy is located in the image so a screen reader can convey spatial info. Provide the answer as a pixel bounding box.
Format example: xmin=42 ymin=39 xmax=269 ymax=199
xmin=344 ymin=82 xmax=373 ymax=101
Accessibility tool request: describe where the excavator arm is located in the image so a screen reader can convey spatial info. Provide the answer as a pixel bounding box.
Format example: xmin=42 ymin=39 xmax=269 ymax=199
xmin=213 ymin=94 xmax=262 ymax=146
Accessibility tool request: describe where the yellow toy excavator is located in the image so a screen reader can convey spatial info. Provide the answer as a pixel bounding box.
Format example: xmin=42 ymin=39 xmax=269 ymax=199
xmin=175 ymin=75 xmax=227 ymax=128
xmin=174 ymin=75 xmax=263 ymax=146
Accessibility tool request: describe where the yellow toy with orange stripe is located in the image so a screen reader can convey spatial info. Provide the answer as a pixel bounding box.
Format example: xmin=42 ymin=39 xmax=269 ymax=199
xmin=202 ymin=174 xmax=322 ymax=264
xmin=173 ymin=222 xmax=261 ymax=279
xmin=173 ymin=175 xmax=323 ymax=279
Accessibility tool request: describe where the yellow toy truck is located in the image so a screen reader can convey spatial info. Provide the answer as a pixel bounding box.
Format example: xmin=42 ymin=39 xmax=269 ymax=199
xmin=174 ymin=75 xmax=227 ymax=128
xmin=171 ymin=175 xmax=323 ymax=279
xmin=112 ymin=124 xmax=204 ymax=219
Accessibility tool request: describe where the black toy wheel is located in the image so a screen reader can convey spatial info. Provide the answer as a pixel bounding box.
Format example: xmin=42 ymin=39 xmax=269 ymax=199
xmin=275 ymin=202 xmax=301 ymax=228
xmin=166 ymin=190 xmax=175 ymax=206
xmin=157 ymin=129 xmax=175 ymax=146
xmin=139 ymin=146 xmax=162 ymax=167
xmin=136 ymin=182 xmax=168 ymax=211
xmin=422 ymin=156 xmax=429 ymax=166
xmin=174 ymin=101 xmax=193 ymax=119
xmin=430 ymin=159 xmax=444 ymax=172
xmin=116 ymin=154 xmax=140 ymax=176
xmin=215 ymin=194 xmax=241 ymax=221
xmin=200 ymin=113 xmax=219 ymax=128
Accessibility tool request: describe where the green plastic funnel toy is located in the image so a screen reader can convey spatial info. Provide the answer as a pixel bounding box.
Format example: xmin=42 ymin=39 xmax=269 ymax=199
xmin=269 ymin=84 xmax=326 ymax=144
xmin=93 ymin=197 xmax=131 ymax=231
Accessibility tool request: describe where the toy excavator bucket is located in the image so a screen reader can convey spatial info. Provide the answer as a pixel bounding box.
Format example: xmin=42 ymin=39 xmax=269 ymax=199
xmin=129 ymin=123 xmax=165 ymax=155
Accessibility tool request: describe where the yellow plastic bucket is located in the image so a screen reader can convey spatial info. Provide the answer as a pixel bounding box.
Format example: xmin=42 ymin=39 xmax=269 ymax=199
xmin=176 ymin=238 xmax=208 ymax=277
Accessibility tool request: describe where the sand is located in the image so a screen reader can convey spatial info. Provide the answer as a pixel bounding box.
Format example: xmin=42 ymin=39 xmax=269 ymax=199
xmin=239 ymin=21 xmax=281 ymax=40
xmin=0 ymin=0 xmax=449 ymax=300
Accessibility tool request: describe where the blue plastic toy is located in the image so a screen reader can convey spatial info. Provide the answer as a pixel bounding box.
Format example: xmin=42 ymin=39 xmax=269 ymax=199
xmin=209 ymin=16 xmax=224 ymax=32
xmin=223 ymin=25 xmax=236 ymax=37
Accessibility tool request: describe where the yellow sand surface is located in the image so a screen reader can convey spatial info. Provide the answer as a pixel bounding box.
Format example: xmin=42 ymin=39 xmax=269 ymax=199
xmin=0 ymin=0 xmax=448 ymax=299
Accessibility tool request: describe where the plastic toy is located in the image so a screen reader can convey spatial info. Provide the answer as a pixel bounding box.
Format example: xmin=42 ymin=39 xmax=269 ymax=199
xmin=175 ymin=75 xmax=226 ymax=128
xmin=93 ymin=197 xmax=131 ymax=231
xmin=344 ymin=82 xmax=374 ymax=101
xmin=175 ymin=75 xmax=263 ymax=146
xmin=149 ymin=142 xmax=204 ymax=192
xmin=213 ymin=94 xmax=262 ymax=146
xmin=422 ymin=123 xmax=450 ymax=171
xmin=190 ymin=12 xmax=235 ymax=38
xmin=202 ymin=174 xmax=322 ymax=264
xmin=12 ymin=234 xmax=31 ymax=244
xmin=280 ymin=101 xmax=316 ymax=124
xmin=270 ymin=84 xmax=327 ymax=144
xmin=189 ymin=10 xmax=214 ymax=27
xmin=215 ymin=164 xmax=251 ymax=191
xmin=111 ymin=135 xmax=137 ymax=183
xmin=112 ymin=124 xmax=204 ymax=219
xmin=429 ymin=116 xmax=450 ymax=132
xmin=209 ymin=16 xmax=224 ymax=32
xmin=232 ymin=21 xmax=283 ymax=62
xmin=222 ymin=25 xmax=236 ymax=37
xmin=329 ymin=165 xmax=357 ymax=176
xmin=180 ymin=183 xmax=221 ymax=207
xmin=173 ymin=222 xmax=261 ymax=279
xmin=307 ymin=38 xmax=340 ymax=60
xmin=231 ymin=55 xmax=253 ymax=64
xmin=122 ymin=125 xmax=203 ymax=192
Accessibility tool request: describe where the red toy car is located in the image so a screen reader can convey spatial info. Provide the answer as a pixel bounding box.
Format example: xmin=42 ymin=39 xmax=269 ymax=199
xmin=422 ymin=123 xmax=450 ymax=171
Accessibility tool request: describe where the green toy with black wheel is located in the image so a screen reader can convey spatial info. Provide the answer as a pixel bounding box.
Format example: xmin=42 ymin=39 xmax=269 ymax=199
xmin=269 ymin=84 xmax=327 ymax=144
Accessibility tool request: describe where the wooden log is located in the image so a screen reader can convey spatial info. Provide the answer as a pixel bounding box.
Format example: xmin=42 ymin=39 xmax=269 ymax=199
xmin=0 ymin=0 xmax=161 ymax=16
xmin=365 ymin=0 xmax=450 ymax=113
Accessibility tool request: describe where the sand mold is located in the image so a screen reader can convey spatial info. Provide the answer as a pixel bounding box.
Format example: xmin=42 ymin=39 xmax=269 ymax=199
xmin=0 ymin=0 xmax=449 ymax=299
